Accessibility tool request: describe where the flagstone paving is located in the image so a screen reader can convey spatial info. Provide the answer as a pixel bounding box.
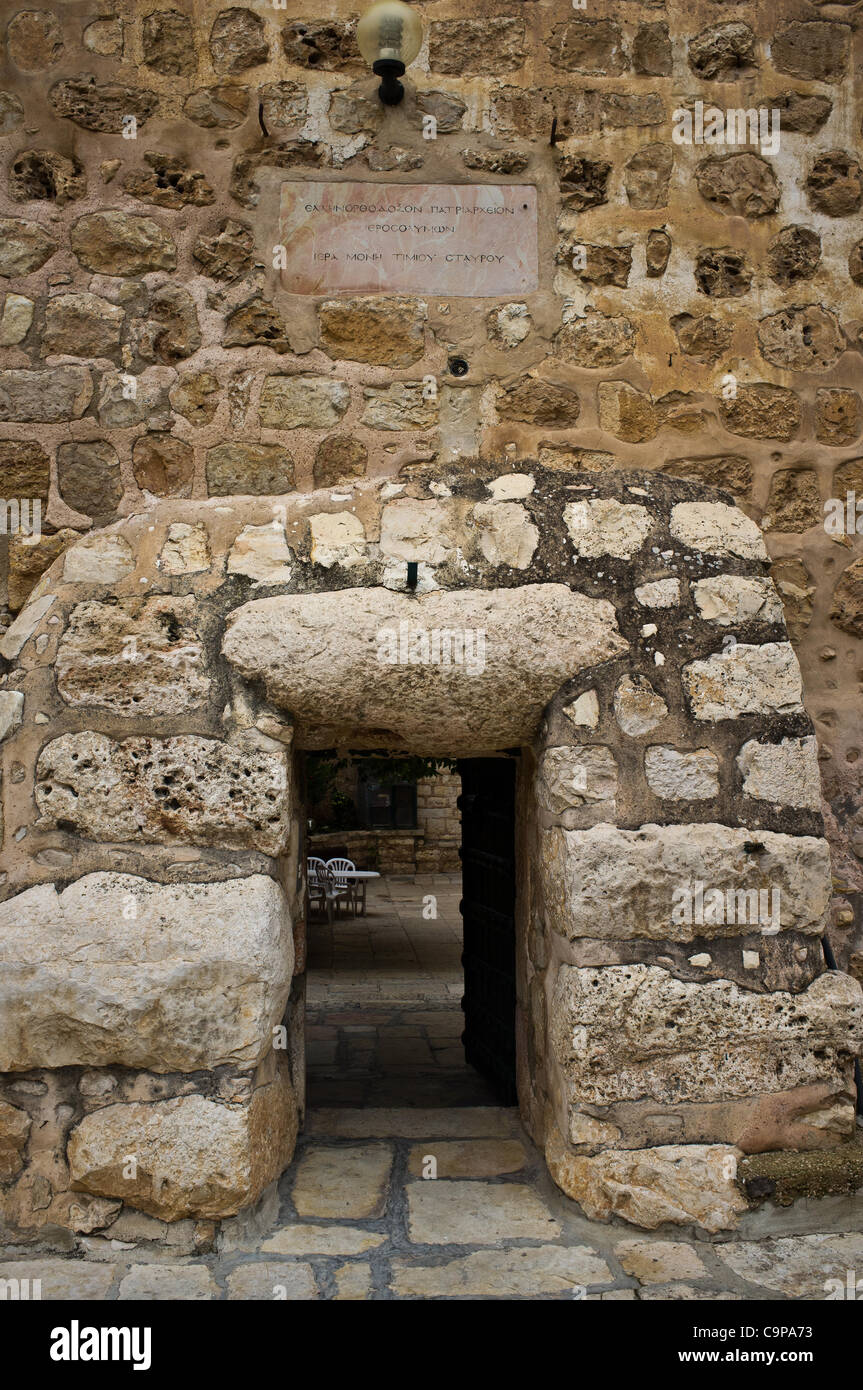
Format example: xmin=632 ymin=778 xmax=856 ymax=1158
xmin=2 ymin=1107 xmax=861 ymax=1301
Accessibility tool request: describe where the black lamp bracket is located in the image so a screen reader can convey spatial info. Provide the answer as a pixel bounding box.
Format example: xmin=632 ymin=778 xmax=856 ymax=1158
xmin=372 ymin=57 xmax=406 ymax=105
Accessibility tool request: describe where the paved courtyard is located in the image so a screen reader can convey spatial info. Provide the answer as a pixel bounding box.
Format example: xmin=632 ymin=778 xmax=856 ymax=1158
xmin=1 ymin=876 xmax=861 ymax=1300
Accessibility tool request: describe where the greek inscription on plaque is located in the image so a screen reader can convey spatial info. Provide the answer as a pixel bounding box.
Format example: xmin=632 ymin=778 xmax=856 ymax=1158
xmin=278 ymin=182 xmax=538 ymax=296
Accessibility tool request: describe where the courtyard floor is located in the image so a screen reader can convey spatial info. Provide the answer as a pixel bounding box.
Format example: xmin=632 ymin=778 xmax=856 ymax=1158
xmin=1 ymin=876 xmax=861 ymax=1300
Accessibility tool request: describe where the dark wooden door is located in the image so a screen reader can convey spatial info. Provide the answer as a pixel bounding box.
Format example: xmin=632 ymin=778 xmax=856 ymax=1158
xmin=457 ymin=758 xmax=517 ymax=1104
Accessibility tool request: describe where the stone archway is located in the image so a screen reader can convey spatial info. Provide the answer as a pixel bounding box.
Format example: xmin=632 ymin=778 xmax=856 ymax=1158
xmin=1 ymin=464 xmax=860 ymax=1239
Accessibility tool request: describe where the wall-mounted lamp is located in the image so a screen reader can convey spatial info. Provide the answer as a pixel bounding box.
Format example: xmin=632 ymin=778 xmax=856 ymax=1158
xmin=357 ymin=0 xmax=423 ymax=106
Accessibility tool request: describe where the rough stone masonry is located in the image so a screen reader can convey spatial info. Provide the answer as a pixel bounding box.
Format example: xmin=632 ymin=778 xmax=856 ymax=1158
xmin=0 ymin=0 xmax=862 ymax=1243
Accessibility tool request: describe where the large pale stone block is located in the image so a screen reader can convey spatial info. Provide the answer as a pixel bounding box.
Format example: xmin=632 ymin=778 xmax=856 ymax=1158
xmin=692 ymin=575 xmax=783 ymax=626
xmin=223 ymin=584 xmax=628 ymax=754
xmin=542 ymin=822 xmax=831 ymax=940
xmin=644 ymin=746 xmax=719 ymax=800
xmin=550 ymin=964 xmax=863 ymax=1104
xmin=564 ymin=498 xmax=652 ymax=558
xmin=737 ymin=735 xmax=821 ymax=810
xmin=35 ymin=732 xmax=290 ymax=854
xmin=67 ymin=1061 xmax=298 ymax=1220
xmin=682 ymin=642 xmax=804 ymax=719
xmin=55 ymin=597 xmax=210 ymax=715
xmin=546 ymin=1126 xmax=747 ymax=1232
xmin=537 ymin=745 xmax=617 ymax=814
xmin=670 ymin=501 xmax=767 ymax=559
xmin=0 ymin=873 xmax=293 ymax=1071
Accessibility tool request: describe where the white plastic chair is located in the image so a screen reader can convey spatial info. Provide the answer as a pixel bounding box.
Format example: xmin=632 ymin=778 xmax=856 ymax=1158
xmin=326 ymin=857 xmax=359 ymax=917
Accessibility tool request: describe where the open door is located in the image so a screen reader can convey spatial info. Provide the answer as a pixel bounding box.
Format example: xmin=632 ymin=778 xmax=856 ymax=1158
xmin=457 ymin=757 xmax=518 ymax=1104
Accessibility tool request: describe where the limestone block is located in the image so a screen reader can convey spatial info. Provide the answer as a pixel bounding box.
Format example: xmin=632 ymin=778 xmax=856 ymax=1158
xmin=308 ymin=511 xmax=367 ymax=568
xmin=683 ymin=642 xmax=804 ymax=719
xmin=634 ymin=578 xmax=680 ymax=608
xmin=563 ymin=690 xmax=599 ymax=729
xmin=0 ymin=218 xmax=57 ymax=277
xmin=538 ymin=746 xmax=617 ymax=814
xmin=541 ymin=822 xmax=831 ymax=940
xmin=564 ymin=498 xmax=652 ymax=558
xmin=35 ymin=733 xmax=291 ymax=855
xmin=223 ymin=584 xmax=627 ymax=755
xmin=0 ymin=594 xmax=56 ymax=659
xmin=550 ymin=964 xmax=863 ymax=1103
xmin=0 ymin=294 xmax=34 ymax=346
xmin=0 ymin=690 xmax=24 ymax=742
xmin=644 ymin=746 xmax=719 ymax=800
xmin=546 ymin=1127 xmax=747 ymax=1232
xmin=0 ymin=367 xmax=92 ymax=422
xmin=67 ymin=1062 xmax=298 ymax=1220
xmin=159 ymin=523 xmax=211 ymax=575
xmin=228 ymin=524 xmax=293 ymax=585
xmin=737 ymin=735 xmax=821 ymax=810
xmin=63 ymin=534 xmax=135 ymax=584
xmin=380 ymin=499 xmax=460 ymax=565
xmin=472 ymin=502 xmax=538 ymax=569
xmin=0 ymin=873 xmax=293 ymax=1072
xmin=56 ymin=597 xmax=209 ymax=715
xmin=258 ymin=375 xmax=349 ymax=429
xmin=613 ymin=674 xmax=668 ymax=736
xmin=692 ymin=576 xmax=784 ymax=626
xmin=319 ymin=296 xmax=426 ymax=366
xmin=0 ymin=1101 xmax=31 ymax=1180
xmin=670 ymin=502 xmax=767 ymax=559
xmin=71 ymin=211 xmax=176 ymax=275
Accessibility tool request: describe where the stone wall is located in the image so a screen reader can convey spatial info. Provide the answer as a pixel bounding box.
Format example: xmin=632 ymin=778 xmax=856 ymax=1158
xmin=0 ymin=464 xmax=860 ymax=1238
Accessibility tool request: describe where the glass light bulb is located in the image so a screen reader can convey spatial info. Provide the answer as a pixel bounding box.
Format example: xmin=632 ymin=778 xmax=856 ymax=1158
xmin=357 ymin=1 xmax=423 ymax=67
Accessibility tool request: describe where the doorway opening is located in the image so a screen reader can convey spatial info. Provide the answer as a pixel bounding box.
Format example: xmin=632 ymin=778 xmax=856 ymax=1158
xmin=303 ymin=753 xmax=518 ymax=1109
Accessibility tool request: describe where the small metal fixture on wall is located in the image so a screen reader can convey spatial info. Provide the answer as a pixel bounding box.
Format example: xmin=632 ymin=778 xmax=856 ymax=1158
xmin=357 ymin=0 xmax=423 ymax=106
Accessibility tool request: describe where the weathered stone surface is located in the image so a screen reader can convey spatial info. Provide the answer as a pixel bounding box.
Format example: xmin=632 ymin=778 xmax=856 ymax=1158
xmin=223 ymin=585 xmax=627 ymax=755
xmin=0 ymin=873 xmax=292 ymax=1071
xmin=806 ymin=151 xmax=863 ymax=217
xmin=319 ymin=297 xmax=425 ymax=367
xmin=170 ymin=371 xmax=221 ymax=427
xmin=0 ymin=1260 xmax=114 ymax=1300
xmin=538 ymin=746 xmax=617 ymax=815
xmin=71 ymin=211 xmax=176 ymax=275
xmin=767 ymin=226 xmax=821 ymax=286
xmin=613 ymin=675 xmax=668 ymax=737
xmin=472 ymin=502 xmax=538 ymax=569
xmin=0 ymin=1100 xmax=30 ymax=1181
xmin=292 ymin=1144 xmax=392 ymax=1219
xmin=123 ymin=154 xmax=214 ymax=210
xmin=133 ymin=433 xmax=194 ymax=497
xmin=635 ymin=579 xmax=679 ymax=609
xmin=391 ymin=1245 xmax=609 ymax=1298
xmin=764 ymin=468 xmax=821 ymax=533
xmin=118 ymin=1264 xmax=218 ymax=1300
xmin=0 ymin=690 xmax=24 ymax=745
xmin=565 ymin=498 xmax=651 ymax=559
xmin=719 ymin=384 xmax=801 ymax=441
xmin=633 ymin=21 xmax=671 ymax=76
xmin=670 ymin=315 xmax=731 ymax=366
xmin=716 ymin=1233 xmax=863 ymax=1298
xmin=430 ymin=18 xmax=525 ymax=75
xmin=210 ymin=7 xmax=269 ymax=72
xmin=9 ymin=149 xmax=86 ymax=206
xmin=8 ymin=529 xmax=77 ymax=611
xmin=407 ymin=1181 xmax=559 ymax=1244
xmin=159 ymin=523 xmax=211 ymax=576
xmin=0 ymin=438 xmax=50 ymax=501
xmin=830 ymin=557 xmax=863 ymax=638
xmin=56 ymin=596 xmax=209 ymax=715
xmin=558 ymin=155 xmax=610 ymax=211
xmin=360 ymin=382 xmax=436 ymax=430
xmin=36 ymin=732 xmax=290 ymax=854
xmin=142 ymin=9 xmax=196 ymax=75
xmin=486 ymin=302 xmax=531 ymax=348
xmin=7 ymin=9 xmax=64 ymax=69
xmin=770 ymin=91 xmax=832 ymax=136
xmin=0 ymin=217 xmax=57 ymax=276
xmin=55 ymin=440 xmax=122 ymax=522
xmin=83 ymin=19 xmax=123 ymax=57
xmin=644 ymin=747 xmax=719 ymax=800
xmin=0 ymin=366 xmax=92 ymax=422
xmin=683 ymin=642 xmax=804 ymax=720
xmin=206 ymin=443 xmax=294 ymax=496
xmin=281 ymin=19 xmax=357 ymax=71
xmin=193 ymin=218 xmax=254 ymax=281
xmin=406 ymin=1140 xmax=528 ymax=1179
xmin=624 ymin=144 xmax=672 ymax=209
xmin=815 ymin=389 xmax=860 ymax=446
xmin=184 ymin=85 xmax=250 ymax=129
xmin=692 ymin=576 xmax=783 ymax=627
xmin=646 ymin=228 xmax=671 ymax=277
xmin=597 ymin=382 xmax=656 ymax=441
xmin=771 ymin=559 xmax=815 ymax=642
xmin=662 ymin=455 xmax=752 ymax=498
xmin=737 ymin=736 xmax=821 ymax=811
xmin=542 ymin=823 xmax=831 ymax=940
xmin=260 ymin=80 xmax=307 ymax=131
xmin=42 ymin=292 xmax=124 ymax=359
xmin=546 ymin=1129 xmax=747 ymax=1232
xmin=694 ymin=248 xmax=752 ymax=298
xmin=63 ymin=533 xmax=134 ymax=585
xmin=0 ymin=593 xmax=56 ymax=659
xmin=259 ymin=375 xmax=350 ymax=429
xmin=134 ymin=284 xmax=201 ymax=363
xmin=68 ymin=1065 xmax=298 ymax=1220
xmin=308 ymin=511 xmax=367 ymax=568
xmin=669 ymin=501 xmax=766 ymax=560
xmin=696 ymin=154 xmax=780 ymax=219
xmin=49 ymin=78 xmax=158 ymax=134
xmin=261 ymin=1224 xmax=385 ymax=1256
xmin=313 ymin=435 xmax=367 ymax=489
xmin=772 ymin=22 xmax=849 ymax=82
xmin=689 ymin=23 xmax=755 ymax=80
xmin=552 ymin=965 xmax=863 ymax=1105
xmin=548 ymin=18 xmax=627 ymax=75
xmin=758 ymin=306 xmax=845 ymax=373
xmin=226 ymin=1262 xmax=317 ymax=1300
xmin=555 ymin=310 xmax=636 ymax=366
xmin=616 ymin=1239 xmax=707 ymax=1285
xmin=496 ymin=376 xmax=580 ymax=427
xmin=0 ymin=90 xmax=24 ymax=133
xmin=227 ymin=524 xmax=293 ymax=586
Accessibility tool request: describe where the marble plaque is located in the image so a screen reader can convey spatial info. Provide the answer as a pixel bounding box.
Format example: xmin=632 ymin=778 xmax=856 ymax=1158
xmin=278 ymin=182 xmax=538 ymax=296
